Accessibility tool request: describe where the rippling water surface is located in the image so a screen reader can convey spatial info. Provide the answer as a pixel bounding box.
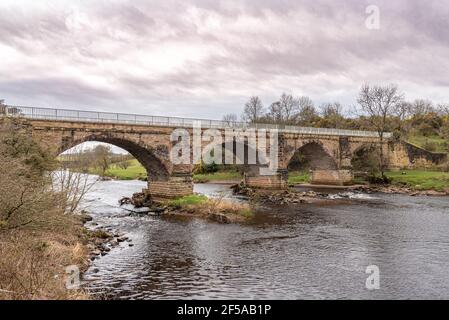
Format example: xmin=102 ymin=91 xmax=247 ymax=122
xmin=81 ymin=179 xmax=449 ymax=299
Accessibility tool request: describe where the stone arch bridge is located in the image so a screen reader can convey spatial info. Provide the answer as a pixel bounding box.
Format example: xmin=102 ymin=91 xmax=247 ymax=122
xmin=1 ymin=105 xmax=415 ymax=200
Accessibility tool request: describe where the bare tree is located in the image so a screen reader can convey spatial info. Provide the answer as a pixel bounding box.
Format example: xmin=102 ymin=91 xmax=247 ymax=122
xmin=242 ymin=96 xmax=264 ymax=123
xmin=320 ymin=102 xmax=344 ymax=128
xmin=438 ymin=104 xmax=449 ymax=116
xmin=357 ymin=84 xmax=404 ymax=177
xmin=267 ymin=101 xmax=283 ymax=122
xmin=410 ymin=99 xmax=435 ymax=116
xmin=321 ymin=102 xmax=343 ymax=117
xmin=51 ymin=170 xmax=97 ymax=214
xmin=390 ymin=101 xmax=412 ymax=138
xmin=92 ymin=145 xmax=112 ymax=176
xmin=279 ymin=93 xmax=300 ymax=124
xmin=395 ymin=101 xmax=412 ymax=120
xmin=222 ymin=113 xmax=238 ymax=126
xmin=117 ymin=157 xmax=130 ymax=170
xmin=0 ymin=99 xmax=6 ymax=115
xmin=267 ymin=93 xmax=301 ymax=124
xmin=297 ymin=96 xmax=318 ymax=126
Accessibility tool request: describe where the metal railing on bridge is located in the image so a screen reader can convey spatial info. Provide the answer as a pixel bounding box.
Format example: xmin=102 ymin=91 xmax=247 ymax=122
xmin=0 ymin=105 xmax=391 ymax=138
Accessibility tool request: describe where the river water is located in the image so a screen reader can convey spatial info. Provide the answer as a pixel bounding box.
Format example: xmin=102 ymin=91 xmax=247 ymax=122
xmin=81 ymin=179 xmax=449 ymax=299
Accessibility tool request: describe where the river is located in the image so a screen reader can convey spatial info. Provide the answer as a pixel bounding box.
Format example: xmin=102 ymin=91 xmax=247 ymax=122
xmin=81 ymin=179 xmax=449 ymax=299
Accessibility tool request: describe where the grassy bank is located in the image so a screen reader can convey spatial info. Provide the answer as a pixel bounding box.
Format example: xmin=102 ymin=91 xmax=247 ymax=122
xmin=98 ymin=159 xmax=243 ymax=182
xmin=287 ymin=169 xmax=449 ymax=192
xmin=166 ymin=194 xmax=253 ymax=222
xmin=407 ymin=135 xmax=448 ymax=153
xmin=103 ymin=161 xmax=312 ymax=184
xmin=193 ymin=171 xmax=241 ymax=183
xmin=100 ymin=159 xmax=147 ymax=180
xmin=386 ymin=170 xmax=449 ymax=191
xmin=0 ymin=218 xmax=91 ymax=300
xmin=94 ymin=159 xmax=449 ymax=192
xmin=288 ymin=171 xmax=311 ymax=184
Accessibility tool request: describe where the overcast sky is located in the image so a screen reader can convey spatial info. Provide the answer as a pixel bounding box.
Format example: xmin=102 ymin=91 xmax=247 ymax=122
xmin=1 ymin=0 xmax=448 ymax=120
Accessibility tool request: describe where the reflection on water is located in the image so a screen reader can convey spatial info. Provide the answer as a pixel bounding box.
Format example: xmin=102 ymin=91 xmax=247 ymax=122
xmin=82 ymin=179 xmax=449 ymax=299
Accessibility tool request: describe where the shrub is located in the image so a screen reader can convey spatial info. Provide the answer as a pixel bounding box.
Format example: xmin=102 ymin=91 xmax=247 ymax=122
xmin=367 ymin=174 xmax=391 ymax=185
xmin=422 ymin=140 xmax=438 ymax=152
xmin=193 ymin=160 xmax=219 ymax=174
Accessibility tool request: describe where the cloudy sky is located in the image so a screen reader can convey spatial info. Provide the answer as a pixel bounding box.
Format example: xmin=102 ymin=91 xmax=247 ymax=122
xmin=1 ymin=0 xmax=448 ymax=119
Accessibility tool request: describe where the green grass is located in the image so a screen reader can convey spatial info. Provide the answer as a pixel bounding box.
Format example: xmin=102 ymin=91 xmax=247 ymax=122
xmin=166 ymin=194 xmax=254 ymax=221
xmin=235 ymin=207 xmax=254 ymax=218
xmin=386 ymin=170 xmax=449 ymax=191
xmin=288 ymin=169 xmax=449 ymax=191
xmin=167 ymin=195 xmax=208 ymax=207
xmin=193 ymin=171 xmax=242 ymax=182
xmin=407 ymin=135 xmax=448 ymax=153
xmin=83 ymin=158 xmax=449 ymax=192
xmin=97 ymin=159 xmax=242 ymax=182
xmin=104 ymin=159 xmax=147 ymax=180
xmin=288 ymin=171 xmax=311 ymax=184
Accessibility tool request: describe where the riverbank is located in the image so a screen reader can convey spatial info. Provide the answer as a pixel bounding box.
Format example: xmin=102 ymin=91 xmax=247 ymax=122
xmin=0 ymin=126 xmax=96 ymax=300
xmin=385 ymin=170 xmax=449 ymax=192
xmin=290 ymin=170 xmax=449 ymax=193
xmin=98 ymin=160 xmax=449 ymax=192
xmin=0 ymin=214 xmax=92 ymax=300
xmin=165 ymin=194 xmax=253 ymax=223
xmin=119 ymin=193 xmax=254 ymax=224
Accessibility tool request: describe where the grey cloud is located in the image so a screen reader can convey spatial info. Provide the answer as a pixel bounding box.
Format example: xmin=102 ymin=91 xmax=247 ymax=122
xmin=0 ymin=0 xmax=448 ymax=118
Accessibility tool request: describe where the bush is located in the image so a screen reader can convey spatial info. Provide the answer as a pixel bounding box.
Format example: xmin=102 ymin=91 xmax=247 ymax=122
xmin=351 ymin=145 xmax=381 ymax=175
xmin=0 ymin=121 xmax=90 ymax=299
xmin=422 ymin=140 xmax=438 ymax=152
xmin=194 ymin=160 xmax=219 ymax=174
xmin=367 ymin=174 xmax=391 ymax=185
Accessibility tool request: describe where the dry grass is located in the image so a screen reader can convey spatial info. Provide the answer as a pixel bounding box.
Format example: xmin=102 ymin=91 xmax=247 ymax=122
xmin=203 ymin=197 xmax=253 ymax=219
xmin=168 ymin=195 xmax=253 ymax=222
xmin=0 ymin=224 xmax=90 ymax=300
xmin=0 ymin=123 xmax=91 ymax=300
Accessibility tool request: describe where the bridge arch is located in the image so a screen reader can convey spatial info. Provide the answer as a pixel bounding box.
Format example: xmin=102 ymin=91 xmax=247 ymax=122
xmin=59 ymin=134 xmax=170 ymax=181
xmin=350 ymin=143 xmax=381 ymax=174
xmin=287 ymin=141 xmax=338 ymax=171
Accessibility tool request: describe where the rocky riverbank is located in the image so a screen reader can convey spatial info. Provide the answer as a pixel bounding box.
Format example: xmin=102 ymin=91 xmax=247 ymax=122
xmin=79 ymin=212 xmax=134 ymax=265
xmin=231 ymin=182 xmax=449 ymax=206
xmin=352 ymin=185 xmax=449 ymax=196
xmin=236 ymin=188 xmax=348 ymax=205
xmin=117 ymin=192 xmax=253 ymax=224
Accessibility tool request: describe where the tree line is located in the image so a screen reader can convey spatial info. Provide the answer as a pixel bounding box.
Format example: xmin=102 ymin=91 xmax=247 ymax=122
xmin=59 ymin=145 xmax=134 ymax=177
xmin=223 ymin=84 xmax=449 ymax=150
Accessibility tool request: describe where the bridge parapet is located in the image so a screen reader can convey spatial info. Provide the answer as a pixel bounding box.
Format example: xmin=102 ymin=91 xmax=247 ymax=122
xmin=2 ymin=105 xmax=391 ymax=138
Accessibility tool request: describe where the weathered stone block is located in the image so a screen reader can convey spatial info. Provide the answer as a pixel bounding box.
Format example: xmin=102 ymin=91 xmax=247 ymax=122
xmin=311 ymin=170 xmax=353 ymax=186
xmin=244 ymin=170 xmax=288 ymax=189
xmin=147 ymin=174 xmax=194 ymax=200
